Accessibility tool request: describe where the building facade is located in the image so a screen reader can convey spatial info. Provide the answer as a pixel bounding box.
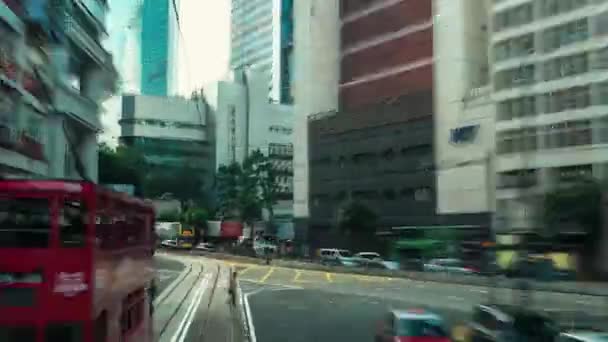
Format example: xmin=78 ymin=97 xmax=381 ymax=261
xmin=213 ymin=69 xmax=294 ymax=219
xmin=140 ymin=0 xmax=179 ymax=96
xmin=292 ymin=0 xmax=341 ymax=242
xmin=119 ymin=94 xmax=213 ymax=182
xmin=491 ymin=0 xmax=608 ymax=234
xmin=433 ymin=0 xmax=495 ymax=221
xmin=231 ymin=0 xmax=294 ymax=104
xmin=307 ymin=0 xmax=440 ymax=233
xmin=0 ymin=0 xmax=116 ymax=181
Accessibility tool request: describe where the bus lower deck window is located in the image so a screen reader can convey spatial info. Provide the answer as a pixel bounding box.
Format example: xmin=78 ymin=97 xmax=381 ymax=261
xmin=60 ymin=201 xmax=87 ymax=247
xmin=45 ymin=323 xmax=82 ymax=342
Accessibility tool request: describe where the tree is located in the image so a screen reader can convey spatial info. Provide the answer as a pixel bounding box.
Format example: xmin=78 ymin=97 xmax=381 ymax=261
xmin=242 ymin=150 xmax=280 ymax=230
xmin=144 ymin=165 xmax=206 ymax=207
xmin=337 ymin=201 xmax=378 ymax=235
xmin=543 ymin=177 xmax=604 ymax=277
xmin=215 ymin=162 xmax=243 ymax=218
xmin=158 ymin=210 xmax=181 ymax=222
xmin=98 ymin=143 xmax=146 ymax=196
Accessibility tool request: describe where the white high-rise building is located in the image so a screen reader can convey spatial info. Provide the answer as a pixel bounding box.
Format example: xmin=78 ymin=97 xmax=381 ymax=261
xmin=230 ymin=0 xmax=294 ymax=104
xmin=491 ymin=0 xmax=608 ymax=233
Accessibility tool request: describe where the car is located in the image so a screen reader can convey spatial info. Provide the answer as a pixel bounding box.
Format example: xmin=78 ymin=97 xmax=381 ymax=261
xmin=355 ymin=252 xmax=382 ymax=261
xmin=161 ymin=240 xmax=178 ymax=248
xmin=423 ymin=258 xmax=478 ymax=274
xmin=468 ymin=304 xmax=560 ymax=342
xmin=375 ymin=309 xmax=450 ymax=342
xmin=557 ymin=331 xmax=608 ymax=342
xmin=195 ymin=242 xmax=216 ymax=252
xmin=318 ymin=248 xmax=359 ymax=267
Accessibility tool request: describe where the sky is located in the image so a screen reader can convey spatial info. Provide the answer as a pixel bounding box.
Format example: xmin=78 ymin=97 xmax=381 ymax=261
xmin=100 ymin=0 xmax=231 ymax=145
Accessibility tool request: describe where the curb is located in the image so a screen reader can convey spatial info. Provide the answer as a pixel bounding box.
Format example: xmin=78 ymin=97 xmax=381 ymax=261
xmin=235 ymin=279 xmax=252 ymax=342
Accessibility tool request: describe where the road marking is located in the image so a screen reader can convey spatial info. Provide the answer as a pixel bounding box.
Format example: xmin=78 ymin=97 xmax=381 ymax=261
xmin=293 ymin=270 xmax=302 ymax=282
xmin=259 ymin=267 xmax=275 ymax=283
xmin=325 ymin=272 xmax=333 ymax=283
xmin=238 ymin=266 xmax=255 ymax=276
xmin=244 ymin=289 xmax=262 ymax=342
xmin=447 ymin=295 xmax=465 ymax=301
xmin=170 ymin=273 xmax=211 ymax=342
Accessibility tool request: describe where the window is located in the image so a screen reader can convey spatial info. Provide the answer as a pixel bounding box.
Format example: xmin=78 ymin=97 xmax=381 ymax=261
xmin=0 ymin=326 xmax=36 ymax=342
xmin=498 ymin=96 xmax=536 ymax=121
xmin=494 ymin=3 xmax=533 ymax=32
xmin=383 ymin=189 xmax=396 ymax=200
xmin=541 ymin=0 xmax=588 ymax=17
xmin=541 ymin=120 xmax=592 ymax=149
xmin=495 ymin=65 xmax=535 ymax=90
xmin=494 ymin=34 xmax=534 ymax=62
xmin=543 ymin=19 xmax=588 ymax=52
xmin=541 ymin=86 xmax=590 ymax=113
xmin=120 ymin=290 xmax=145 ymax=337
xmin=0 ymin=198 xmax=50 ymax=248
xmin=543 ymin=53 xmax=588 ymax=81
xmin=594 ymin=47 xmax=608 ymax=70
xmin=414 ymin=188 xmax=432 ymax=202
xmin=597 ymin=82 xmax=608 ymax=105
xmin=45 ymin=323 xmax=82 ymax=342
xmin=398 ymin=319 xmax=448 ymax=337
xmin=59 ymin=201 xmax=87 ymax=247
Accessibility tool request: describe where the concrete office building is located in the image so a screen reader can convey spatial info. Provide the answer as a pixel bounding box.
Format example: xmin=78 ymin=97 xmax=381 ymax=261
xmin=433 ymin=0 xmax=495 ymax=224
xmin=0 ymin=0 xmax=116 ymax=181
xmin=119 ymin=94 xmax=213 ymax=187
xmin=491 ymin=0 xmax=608 ymax=233
xmin=307 ymin=0 xmax=439 ymax=235
xmin=140 ymin=0 xmax=179 ymax=96
xmin=231 ymin=0 xmax=294 ymax=104
xmin=212 ymin=69 xmax=294 ymax=222
xmin=292 ymin=0 xmax=340 ymax=242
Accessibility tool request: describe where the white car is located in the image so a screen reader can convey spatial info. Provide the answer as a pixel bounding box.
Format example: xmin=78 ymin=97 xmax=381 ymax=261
xmin=195 ymin=242 xmax=215 ymax=252
xmin=354 ymin=252 xmax=382 ymax=261
xmin=558 ymin=332 xmax=608 ymax=342
xmin=161 ymin=240 xmax=177 ymax=248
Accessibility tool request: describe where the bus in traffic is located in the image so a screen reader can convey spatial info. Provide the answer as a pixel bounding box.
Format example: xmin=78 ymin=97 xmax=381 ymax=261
xmin=177 ymin=225 xmax=195 ymax=249
xmin=0 ymin=180 xmax=156 ymax=342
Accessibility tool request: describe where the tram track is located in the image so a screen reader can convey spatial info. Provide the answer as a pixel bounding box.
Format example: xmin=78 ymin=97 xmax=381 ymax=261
xmin=156 ymin=263 xmax=206 ymax=341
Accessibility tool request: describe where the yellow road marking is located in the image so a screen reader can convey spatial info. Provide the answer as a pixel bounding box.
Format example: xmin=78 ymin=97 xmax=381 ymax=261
xmin=293 ymin=270 xmax=302 ymax=282
xmin=325 ymin=272 xmax=333 ymax=283
xmin=451 ymin=325 xmax=470 ymax=342
xmin=238 ymin=266 xmax=255 ymax=276
xmin=259 ymin=267 xmax=275 ymax=283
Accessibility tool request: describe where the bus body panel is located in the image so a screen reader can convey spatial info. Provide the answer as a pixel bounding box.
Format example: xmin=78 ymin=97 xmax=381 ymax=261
xmin=0 ymin=180 xmax=155 ymax=342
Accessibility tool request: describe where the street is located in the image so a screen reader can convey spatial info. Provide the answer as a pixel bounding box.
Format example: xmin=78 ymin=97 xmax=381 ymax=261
xmin=155 ymin=255 xmax=186 ymax=294
xmin=233 ymin=262 xmax=608 ymax=342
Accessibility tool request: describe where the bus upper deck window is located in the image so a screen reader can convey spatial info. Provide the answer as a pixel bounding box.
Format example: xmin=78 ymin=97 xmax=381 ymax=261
xmin=59 ymin=201 xmax=87 ymax=247
xmin=0 ymin=198 xmax=51 ymax=248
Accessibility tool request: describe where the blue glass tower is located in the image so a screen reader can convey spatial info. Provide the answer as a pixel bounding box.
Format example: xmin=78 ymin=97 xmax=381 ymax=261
xmin=140 ymin=0 xmax=170 ymax=96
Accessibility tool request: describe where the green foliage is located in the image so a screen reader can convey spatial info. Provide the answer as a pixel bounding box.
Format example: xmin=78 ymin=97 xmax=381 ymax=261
xmin=214 ymin=150 xmax=281 ymax=235
xmin=98 ymin=143 xmax=146 ymax=196
xmin=143 ymin=165 xmax=206 ymax=206
xmin=544 ymin=177 xmax=603 ymax=247
xmin=158 ymin=210 xmax=181 ymax=222
xmin=181 ymin=207 xmax=209 ymax=228
xmin=337 ymin=201 xmax=378 ymax=235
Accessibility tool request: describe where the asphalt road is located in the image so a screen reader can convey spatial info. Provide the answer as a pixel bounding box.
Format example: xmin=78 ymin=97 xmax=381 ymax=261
xmin=155 ymin=255 xmax=186 ymax=294
xmin=234 ymin=262 xmax=607 ymax=342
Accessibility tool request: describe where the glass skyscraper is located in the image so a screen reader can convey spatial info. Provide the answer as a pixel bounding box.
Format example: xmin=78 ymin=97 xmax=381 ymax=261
xmin=140 ymin=0 xmax=178 ymax=96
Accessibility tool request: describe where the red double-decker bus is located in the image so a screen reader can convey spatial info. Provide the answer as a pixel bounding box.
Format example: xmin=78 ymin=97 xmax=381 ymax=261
xmin=0 ymin=180 xmax=156 ymax=342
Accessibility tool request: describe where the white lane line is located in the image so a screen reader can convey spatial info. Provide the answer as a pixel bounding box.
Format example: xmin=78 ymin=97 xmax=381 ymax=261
xmin=244 ymin=292 xmax=259 ymax=342
xmin=179 ymin=275 xmax=212 ymax=342
xmin=447 ymin=295 xmax=465 ymax=301
xmin=170 ymin=274 xmax=211 ymax=342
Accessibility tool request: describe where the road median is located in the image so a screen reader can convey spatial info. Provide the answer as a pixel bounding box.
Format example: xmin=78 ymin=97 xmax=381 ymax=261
xmin=165 ymin=250 xmax=608 ymax=297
